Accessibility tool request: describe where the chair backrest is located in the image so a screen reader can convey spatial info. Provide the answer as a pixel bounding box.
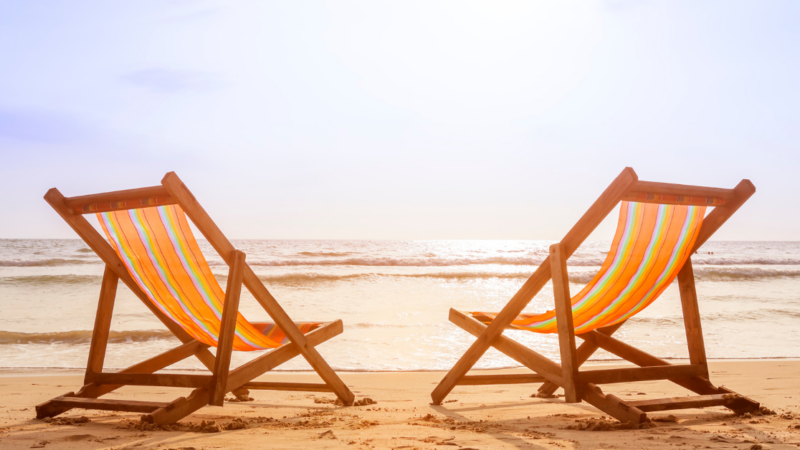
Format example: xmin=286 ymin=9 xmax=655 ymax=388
xmin=97 ymin=204 xmax=317 ymax=350
xmin=474 ymin=201 xmax=705 ymax=333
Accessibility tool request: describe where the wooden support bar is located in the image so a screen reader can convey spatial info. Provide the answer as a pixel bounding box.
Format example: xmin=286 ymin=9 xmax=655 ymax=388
xmin=64 ymin=186 xmax=171 ymax=208
xmin=538 ymin=322 xmax=625 ymax=396
xmin=431 ymin=168 xmax=639 ymax=404
xmin=225 ymin=320 xmax=344 ymax=392
xmin=449 ymin=309 xmax=564 ymax=386
xmin=457 ymin=374 xmax=546 ymax=386
xmin=84 ymin=265 xmax=118 ymax=385
xmin=49 ymin=397 xmax=168 ymax=414
xmin=582 ymin=383 xmax=647 ymax=424
xmin=550 ymin=243 xmax=579 ymax=403
xmin=36 ymin=340 xmax=207 ymax=419
xmin=210 ymin=250 xmax=246 ymax=406
xmin=64 ymin=186 xmax=176 ymax=213
xmin=578 ymin=364 xmax=706 ymax=385
xmin=43 ymin=188 xmax=218 ymax=372
xmin=577 ymin=328 xmax=730 ymax=395
xmin=691 ymin=179 xmax=756 ymax=251
xmin=146 ymin=388 xmax=210 ymax=425
xmin=161 ymin=172 xmax=355 ymax=406
xmin=623 ymin=181 xmax=735 ymax=205
xmin=678 ymin=258 xmax=709 ymax=379
xmin=90 ymin=373 xmax=212 ymax=388
xmin=242 ymin=382 xmax=335 ymax=392
xmin=627 ymin=394 xmax=741 ymax=412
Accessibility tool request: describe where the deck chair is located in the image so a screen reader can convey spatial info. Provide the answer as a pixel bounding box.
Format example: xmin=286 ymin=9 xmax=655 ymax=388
xmin=36 ymin=172 xmax=355 ymax=424
xmin=431 ymin=167 xmax=761 ymax=424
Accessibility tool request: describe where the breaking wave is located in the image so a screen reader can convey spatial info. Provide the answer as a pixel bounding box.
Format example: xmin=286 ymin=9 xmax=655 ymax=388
xmin=0 ymin=330 xmax=176 ymax=345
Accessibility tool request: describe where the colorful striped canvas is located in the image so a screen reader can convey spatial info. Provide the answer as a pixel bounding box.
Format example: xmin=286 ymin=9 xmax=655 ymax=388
xmin=471 ymin=201 xmax=706 ymax=334
xmin=97 ymin=205 xmax=320 ymax=351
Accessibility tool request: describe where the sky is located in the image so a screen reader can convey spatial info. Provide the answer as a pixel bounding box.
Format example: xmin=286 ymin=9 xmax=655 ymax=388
xmin=0 ymin=0 xmax=798 ymax=240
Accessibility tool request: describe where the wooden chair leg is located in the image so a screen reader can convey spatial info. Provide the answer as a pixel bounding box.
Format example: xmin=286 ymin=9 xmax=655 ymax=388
xmin=677 ymin=258 xmax=709 ymax=379
xmin=538 ymin=322 xmax=625 ymax=396
xmin=209 ymin=250 xmax=246 ymax=406
xmin=84 ymin=265 xmax=118 ymax=385
xmin=550 ymin=244 xmax=579 ymax=403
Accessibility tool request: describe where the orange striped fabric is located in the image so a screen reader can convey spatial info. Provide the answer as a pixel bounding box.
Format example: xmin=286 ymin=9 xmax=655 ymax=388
xmin=471 ymin=201 xmax=706 ymax=334
xmin=97 ymin=205 xmax=320 ymax=351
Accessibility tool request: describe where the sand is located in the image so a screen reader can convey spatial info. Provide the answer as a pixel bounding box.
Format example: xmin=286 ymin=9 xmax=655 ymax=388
xmin=0 ymin=359 xmax=799 ymax=449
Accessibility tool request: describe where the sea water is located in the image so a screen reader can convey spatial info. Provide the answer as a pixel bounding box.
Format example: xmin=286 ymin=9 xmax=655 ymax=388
xmin=0 ymin=239 xmax=798 ymax=372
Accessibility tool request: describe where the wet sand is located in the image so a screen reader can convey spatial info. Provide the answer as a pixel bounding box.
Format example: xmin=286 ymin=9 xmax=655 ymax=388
xmin=0 ymin=359 xmax=799 ymax=449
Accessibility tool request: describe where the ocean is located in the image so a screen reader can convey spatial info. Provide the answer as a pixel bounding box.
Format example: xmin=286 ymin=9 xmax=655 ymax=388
xmin=1 ymin=239 xmax=798 ymax=372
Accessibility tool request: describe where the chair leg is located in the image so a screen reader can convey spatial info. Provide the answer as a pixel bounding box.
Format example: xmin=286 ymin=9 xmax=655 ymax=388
xmin=677 ymin=258 xmax=710 ymax=379
xmin=550 ymin=244 xmax=579 ymax=403
xmin=209 ymin=250 xmax=245 ymax=406
xmin=84 ymin=266 xmax=118 ymax=385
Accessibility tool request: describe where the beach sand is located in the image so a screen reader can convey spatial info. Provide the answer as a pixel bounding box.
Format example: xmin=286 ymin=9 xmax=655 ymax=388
xmin=0 ymin=360 xmax=799 ymax=449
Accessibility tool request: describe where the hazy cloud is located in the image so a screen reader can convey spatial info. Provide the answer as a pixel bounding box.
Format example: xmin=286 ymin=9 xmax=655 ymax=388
xmin=121 ymin=68 xmax=221 ymax=93
xmin=0 ymin=108 xmax=88 ymax=143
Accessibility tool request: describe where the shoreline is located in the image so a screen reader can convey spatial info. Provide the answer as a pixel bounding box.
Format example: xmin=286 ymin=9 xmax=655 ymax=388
xmin=2 ymin=357 xmax=799 ymax=377
xmin=0 ymin=359 xmax=798 ymax=448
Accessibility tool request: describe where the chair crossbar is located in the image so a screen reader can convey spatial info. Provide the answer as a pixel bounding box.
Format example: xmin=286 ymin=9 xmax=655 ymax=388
xmin=49 ymin=397 xmax=169 ymax=414
xmin=457 ymin=374 xmax=547 ymax=386
xmin=577 ymin=364 xmax=706 ymax=385
xmin=88 ymin=373 xmax=213 ymax=388
xmin=627 ymin=394 xmax=741 ymax=412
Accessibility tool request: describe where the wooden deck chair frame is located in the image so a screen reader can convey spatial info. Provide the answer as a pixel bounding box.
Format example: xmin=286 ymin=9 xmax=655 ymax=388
xmin=431 ymin=167 xmax=761 ymax=424
xmin=36 ymin=172 xmax=355 ymax=424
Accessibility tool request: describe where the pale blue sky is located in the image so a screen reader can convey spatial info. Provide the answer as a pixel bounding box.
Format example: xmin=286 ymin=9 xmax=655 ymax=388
xmin=0 ymin=1 xmax=797 ymax=239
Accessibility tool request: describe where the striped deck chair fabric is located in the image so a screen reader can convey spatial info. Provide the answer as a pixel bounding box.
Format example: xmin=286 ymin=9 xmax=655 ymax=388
xmin=471 ymin=201 xmax=706 ymax=334
xmin=98 ymin=205 xmax=320 ymax=351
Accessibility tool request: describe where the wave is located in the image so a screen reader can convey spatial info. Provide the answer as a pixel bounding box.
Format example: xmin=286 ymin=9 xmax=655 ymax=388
xmin=0 ymin=330 xmax=176 ymax=345
xmin=692 ymin=257 xmax=800 ymax=266
xmin=5 ymin=266 xmax=800 ymax=288
xmin=297 ymin=251 xmax=356 ymax=257
xmin=221 ymin=256 xmax=608 ymax=267
xmin=0 ymin=258 xmax=100 ymax=267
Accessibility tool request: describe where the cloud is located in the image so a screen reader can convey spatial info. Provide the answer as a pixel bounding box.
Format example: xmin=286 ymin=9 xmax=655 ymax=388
xmin=0 ymin=108 xmax=89 ymax=143
xmin=121 ymin=68 xmax=221 ymax=93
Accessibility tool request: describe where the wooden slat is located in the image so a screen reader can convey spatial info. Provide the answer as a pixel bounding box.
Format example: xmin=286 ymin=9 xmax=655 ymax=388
xmin=678 ymin=258 xmax=709 ymax=378
xmin=210 ymin=250 xmax=245 ymax=406
xmin=538 ymin=322 xmax=625 ymax=396
xmin=691 ymin=179 xmax=756 ymax=251
xmin=431 ymin=168 xmax=639 ymax=404
xmin=627 ymin=394 xmax=740 ymax=412
xmin=582 ymin=383 xmax=647 ymax=424
xmin=623 ymin=180 xmax=735 ymax=204
xmin=43 ymin=188 xmax=218 ymax=371
xmin=225 ymin=320 xmax=344 ymax=391
xmin=457 ymin=374 xmax=546 ymax=386
xmin=242 ymin=382 xmax=334 ymax=392
xmin=90 ymin=373 xmax=212 ymax=388
xmin=64 ymin=186 xmax=173 ymax=209
xmin=578 ymin=364 xmax=706 ymax=385
xmin=84 ymin=265 xmax=118 ymax=384
xmin=50 ymin=396 xmax=168 ymax=413
xmin=449 ymin=309 xmax=564 ymax=386
xmin=550 ymin=243 xmax=579 ymax=403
